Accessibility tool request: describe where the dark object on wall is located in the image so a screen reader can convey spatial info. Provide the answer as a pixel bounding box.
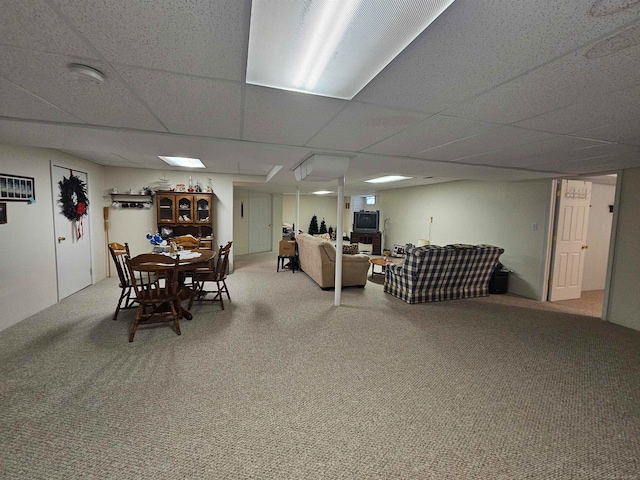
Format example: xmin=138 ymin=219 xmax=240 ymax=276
xmin=0 ymin=202 xmax=6 ymax=224
xmin=0 ymin=173 xmax=35 ymax=202
xmin=609 ymin=204 xmax=614 ymax=213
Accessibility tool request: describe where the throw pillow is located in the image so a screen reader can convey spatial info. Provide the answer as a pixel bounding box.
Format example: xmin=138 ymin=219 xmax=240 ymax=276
xmin=343 ymin=244 xmax=359 ymax=255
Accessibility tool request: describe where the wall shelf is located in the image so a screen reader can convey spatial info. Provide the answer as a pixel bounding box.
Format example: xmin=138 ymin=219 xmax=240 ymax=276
xmin=110 ymin=193 xmax=154 ymax=208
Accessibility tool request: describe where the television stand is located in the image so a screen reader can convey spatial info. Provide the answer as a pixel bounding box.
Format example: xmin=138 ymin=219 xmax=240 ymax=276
xmin=351 ymin=231 xmax=381 ymax=255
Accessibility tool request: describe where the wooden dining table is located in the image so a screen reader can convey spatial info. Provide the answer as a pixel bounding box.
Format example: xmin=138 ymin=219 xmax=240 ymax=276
xmin=153 ymin=249 xmax=215 ymax=320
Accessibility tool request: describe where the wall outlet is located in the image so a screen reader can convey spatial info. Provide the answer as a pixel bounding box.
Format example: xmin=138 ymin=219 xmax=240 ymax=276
xmin=532 ymin=222 xmax=538 ymax=231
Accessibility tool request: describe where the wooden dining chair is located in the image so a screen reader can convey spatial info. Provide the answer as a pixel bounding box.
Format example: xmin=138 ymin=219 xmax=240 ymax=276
xmin=219 ymin=241 xmax=232 ymax=301
xmin=173 ymin=234 xmax=199 ymax=249
xmin=108 ymin=242 xmax=137 ymax=320
xmin=125 ymin=254 xmax=183 ymax=342
xmin=189 ymin=241 xmax=232 ymax=310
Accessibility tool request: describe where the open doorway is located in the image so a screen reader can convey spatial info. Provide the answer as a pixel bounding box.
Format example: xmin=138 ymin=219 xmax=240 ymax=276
xmin=547 ymin=175 xmax=617 ymax=317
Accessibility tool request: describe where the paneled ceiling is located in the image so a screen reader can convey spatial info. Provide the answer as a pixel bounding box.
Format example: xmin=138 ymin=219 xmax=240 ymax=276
xmin=1 ymin=0 xmax=639 ymax=194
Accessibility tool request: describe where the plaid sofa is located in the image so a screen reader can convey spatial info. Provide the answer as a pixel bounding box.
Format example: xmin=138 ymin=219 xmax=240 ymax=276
xmin=384 ymin=244 xmax=504 ymax=303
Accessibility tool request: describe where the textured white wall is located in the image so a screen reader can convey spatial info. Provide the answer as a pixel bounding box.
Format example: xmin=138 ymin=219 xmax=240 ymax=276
xmin=0 ymin=144 xmax=106 ymax=331
xmin=607 ymin=168 xmax=640 ymax=331
xmin=378 ymin=180 xmax=553 ymax=300
xmin=582 ymin=183 xmax=615 ymax=291
xmin=282 ymin=194 xmax=338 ymax=233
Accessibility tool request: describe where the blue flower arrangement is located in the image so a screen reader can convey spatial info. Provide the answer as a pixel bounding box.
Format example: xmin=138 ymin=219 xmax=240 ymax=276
xmin=147 ymin=232 xmax=164 ymax=245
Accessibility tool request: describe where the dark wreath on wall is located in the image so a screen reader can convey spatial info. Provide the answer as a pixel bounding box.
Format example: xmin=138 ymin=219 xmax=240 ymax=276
xmin=58 ymin=172 xmax=89 ymax=239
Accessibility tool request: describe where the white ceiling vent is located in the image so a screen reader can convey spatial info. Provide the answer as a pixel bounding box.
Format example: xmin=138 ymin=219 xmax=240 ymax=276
xmin=293 ymin=154 xmax=351 ymax=182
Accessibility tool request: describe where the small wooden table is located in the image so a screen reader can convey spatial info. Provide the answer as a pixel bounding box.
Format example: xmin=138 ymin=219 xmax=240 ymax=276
xmin=173 ymin=249 xmax=215 ymax=271
xmin=277 ymin=254 xmax=298 ymax=273
xmin=370 ymin=257 xmax=393 ymax=276
xmin=154 ymin=249 xmax=215 ymax=320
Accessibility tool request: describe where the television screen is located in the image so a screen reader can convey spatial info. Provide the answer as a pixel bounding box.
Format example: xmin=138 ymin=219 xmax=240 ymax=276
xmin=353 ymin=211 xmax=379 ymax=233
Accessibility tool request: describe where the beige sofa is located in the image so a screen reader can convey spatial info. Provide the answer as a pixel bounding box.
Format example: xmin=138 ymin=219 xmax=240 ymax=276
xmin=295 ymin=233 xmax=370 ymax=289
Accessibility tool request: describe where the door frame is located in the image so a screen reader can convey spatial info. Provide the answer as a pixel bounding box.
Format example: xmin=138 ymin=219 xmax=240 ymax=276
xmin=51 ymin=163 xmax=93 ymax=300
xmin=542 ymin=174 xmax=620 ymax=320
xmin=602 ymin=173 xmax=623 ymax=321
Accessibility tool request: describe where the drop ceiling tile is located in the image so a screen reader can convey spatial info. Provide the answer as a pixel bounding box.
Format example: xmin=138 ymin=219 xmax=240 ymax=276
xmin=364 ymin=115 xmax=499 ymax=156
xmin=59 ymin=150 xmax=135 ymax=166
xmin=0 ymin=0 xmax=97 ymax=57
xmin=238 ymin=164 xmax=274 ymax=174
xmin=0 ymin=47 xmax=166 ymax=131
xmin=514 ymin=84 xmax=640 ymax=134
xmin=243 ymin=86 xmax=346 ymax=146
xmin=460 ymin=135 xmax=609 ymax=167
xmin=416 ymin=126 xmax=554 ymax=161
xmin=574 ymin=123 xmax=640 ymax=145
xmin=52 ymin=0 xmax=247 ymax=80
xmin=538 ymin=153 xmax=640 ymax=174
xmin=306 ymin=102 xmax=429 ymax=151
xmin=486 ymin=143 xmax=640 ymax=171
xmin=357 ymin=155 xmax=554 ymax=182
xmin=117 ymin=66 xmax=241 ymax=139
xmin=356 ymin=1 xmax=640 ymax=113
xmin=0 ymin=77 xmax=81 ymax=123
xmin=443 ymin=40 xmax=640 ymax=124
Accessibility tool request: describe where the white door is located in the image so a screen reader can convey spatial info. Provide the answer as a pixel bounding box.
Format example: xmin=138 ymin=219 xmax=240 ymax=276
xmin=249 ymin=191 xmax=272 ymax=253
xmin=549 ymin=180 xmax=591 ymax=301
xmin=52 ymin=165 xmax=92 ymax=300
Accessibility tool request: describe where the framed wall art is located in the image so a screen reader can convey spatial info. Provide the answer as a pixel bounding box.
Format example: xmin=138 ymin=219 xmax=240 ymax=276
xmin=0 ymin=174 xmax=35 ymax=202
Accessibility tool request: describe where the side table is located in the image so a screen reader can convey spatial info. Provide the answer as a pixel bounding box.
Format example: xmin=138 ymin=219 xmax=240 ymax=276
xmin=370 ymin=257 xmax=393 ymax=276
xmin=277 ymin=254 xmax=298 ymax=273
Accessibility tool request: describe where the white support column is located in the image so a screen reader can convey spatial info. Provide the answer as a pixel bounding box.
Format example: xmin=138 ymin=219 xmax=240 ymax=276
xmin=335 ymin=176 xmax=345 ymax=306
xmin=295 ymin=188 xmax=300 ymax=235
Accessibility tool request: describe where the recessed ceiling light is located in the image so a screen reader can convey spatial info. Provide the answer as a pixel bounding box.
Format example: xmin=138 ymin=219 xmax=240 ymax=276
xmin=68 ymin=63 xmax=105 ymax=85
xmin=312 ymin=190 xmax=334 ymax=195
xmin=365 ymin=175 xmax=413 ymax=184
xmin=247 ymin=0 xmax=457 ymax=99
xmin=158 ymin=156 xmax=205 ymax=168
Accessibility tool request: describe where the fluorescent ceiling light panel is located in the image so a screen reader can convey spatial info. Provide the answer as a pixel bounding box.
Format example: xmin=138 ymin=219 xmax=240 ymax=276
xmin=247 ymin=0 xmax=456 ymax=100
xmin=366 ymin=175 xmax=413 ymax=184
xmin=158 ymin=156 xmax=205 ymax=168
xmin=312 ymin=190 xmax=334 ymax=195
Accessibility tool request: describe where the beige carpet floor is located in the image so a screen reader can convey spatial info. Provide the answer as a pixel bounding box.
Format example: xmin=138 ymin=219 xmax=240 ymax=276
xmin=0 ymin=252 xmax=638 ymax=479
